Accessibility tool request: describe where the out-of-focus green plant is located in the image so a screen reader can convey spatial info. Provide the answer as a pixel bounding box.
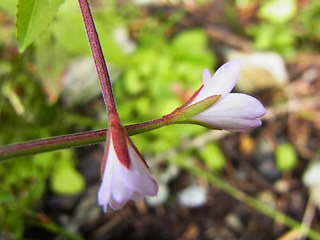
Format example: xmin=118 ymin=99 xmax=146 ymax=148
xmin=247 ymin=0 xmax=320 ymax=57
xmin=298 ymin=0 xmax=320 ymax=40
xmin=275 ymin=143 xmax=298 ymax=172
xmin=0 ymin=150 xmax=83 ymax=238
xmin=247 ymin=0 xmax=297 ymax=57
xmin=245 ymin=0 xmax=294 ymax=57
xmin=247 ymin=22 xmax=296 ymax=57
xmin=199 ymin=141 xmax=226 ymax=172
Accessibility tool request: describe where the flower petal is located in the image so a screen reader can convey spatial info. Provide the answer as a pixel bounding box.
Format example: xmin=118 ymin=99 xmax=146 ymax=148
xmin=191 ymin=93 xmax=266 ymax=131
xmin=190 ymin=59 xmax=241 ymax=105
xmin=98 ymin=135 xmax=158 ymax=212
xmin=109 ymin=196 xmax=127 ymax=210
xmin=202 ymin=68 xmax=211 ymax=85
xmin=122 ymin=139 xmax=158 ymax=196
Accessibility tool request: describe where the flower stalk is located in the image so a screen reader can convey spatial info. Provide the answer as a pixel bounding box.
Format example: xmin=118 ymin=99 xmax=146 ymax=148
xmin=0 ymin=61 xmax=267 ymax=162
xmin=0 ymin=119 xmax=166 ymax=161
xmin=78 ymin=0 xmax=116 ymax=114
xmin=79 ymin=0 xmax=161 ymax=211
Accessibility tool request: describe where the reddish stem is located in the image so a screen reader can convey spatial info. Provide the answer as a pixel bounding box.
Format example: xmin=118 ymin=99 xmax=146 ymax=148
xmin=0 ymin=117 xmax=165 ymax=161
xmin=78 ymin=0 xmax=117 ymax=115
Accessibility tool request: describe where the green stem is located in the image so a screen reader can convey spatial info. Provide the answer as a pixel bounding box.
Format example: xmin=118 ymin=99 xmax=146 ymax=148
xmin=0 ymin=90 xmax=223 ymax=161
xmin=0 ymin=118 xmax=165 ymax=161
xmin=172 ymin=159 xmax=320 ymax=240
xmin=25 ymin=210 xmax=85 ymax=240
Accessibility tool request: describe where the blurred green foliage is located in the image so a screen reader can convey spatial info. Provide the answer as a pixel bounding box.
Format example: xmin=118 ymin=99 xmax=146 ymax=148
xmin=246 ymin=0 xmax=320 ymax=57
xmin=275 ymin=143 xmax=298 ymax=172
xmin=1 ymin=0 xmax=320 ymax=238
xmin=298 ymin=0 xmax=320 ymax=40
xmin=247 ymin=22 xmax=296 ymax=57
xmin=0 ymin=150 xmax=82 ymax=237
xmin=199 ymin=142 xmax=226 ymax=172
xmin=50 ymin=150 xmax=85 ymax=195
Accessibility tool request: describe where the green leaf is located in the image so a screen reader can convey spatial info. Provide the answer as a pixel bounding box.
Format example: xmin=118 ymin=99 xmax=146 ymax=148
xmin=124 ymin=70 xmax=145 ymax=95
xmin=51 ymin=166 xmax=85 ymax=195
xmin=0 ymin=188 xmax=14 ymax=203
xmin=172 ymin=29 xmax=208 ymax=59
xmin=275 ymin=143 xmax=298 ymax=172
xmin=16 ymin=0 xmax=64 ymax=52
xmin=258 ymin=0 xmax=296 ymax=23
xmin=0 ymin=0 xmax=18 ymax=15
xmin=298 ymin=1 xmax=320 ymax=40
xmin=50 ymin=150 xmax=85 ymax=195
xmin=200 ymin=142 xmax=226 ymax=172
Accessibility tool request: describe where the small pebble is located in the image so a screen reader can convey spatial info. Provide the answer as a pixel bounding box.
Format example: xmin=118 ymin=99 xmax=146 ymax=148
xmin=178 ymin=185 xmax=207 ymax=208
xmin=225 ymin=213 xmax=243 ymax=232
xmin=225 ymin=50 xmax=288 ymax=92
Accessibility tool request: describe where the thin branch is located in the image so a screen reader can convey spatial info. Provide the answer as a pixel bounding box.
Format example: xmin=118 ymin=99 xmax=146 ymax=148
xmin=0 ymin=118 xmax=165 ymax=161
xmin=78 ymin=0 xmax=116 ymax=114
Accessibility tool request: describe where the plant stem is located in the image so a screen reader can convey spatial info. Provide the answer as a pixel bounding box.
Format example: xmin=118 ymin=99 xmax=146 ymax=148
xmin=26 ymin=210 xmax=85 ymax=240
xmin=172 ymin=159 xmax=320 ymax=240
xmin=0 ymin=118 xmax=165 ymax=161
xmin=78 ymin=0 xmax=116 ymax=114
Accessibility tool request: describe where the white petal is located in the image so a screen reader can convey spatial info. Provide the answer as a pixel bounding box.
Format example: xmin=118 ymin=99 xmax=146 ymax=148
xmin=98 ymin=137 xmax=158 ymax=211
xmin=131 ymin=192 xmax=145 ymax=202
xmin=202 ymin=68 xmax=211 ymax=85
xmin=122 ymin=141 xmax=158 ymax=196
xmin=207 ymin=93 xmax=266 ymax=118
xmin=190 ymin=60 xmax=241 ymax=105
xmin=98 ymin=142 xmax=115 ymax=207
xmin=109 ymin=196 xmax=127 ymax=210
xmin=111 ymin=167 xmax=135 ymax=203
xmin=191 ymin=93 xmax=266 ymax=131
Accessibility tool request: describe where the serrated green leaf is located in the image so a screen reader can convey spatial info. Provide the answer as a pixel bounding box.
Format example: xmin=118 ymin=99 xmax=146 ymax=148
xmin=16 ymin=0 xmax=64 ymax=52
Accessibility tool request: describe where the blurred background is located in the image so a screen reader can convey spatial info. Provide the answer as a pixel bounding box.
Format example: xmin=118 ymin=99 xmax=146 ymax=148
xmin=0 ymin=0 xmax=320 ymax=239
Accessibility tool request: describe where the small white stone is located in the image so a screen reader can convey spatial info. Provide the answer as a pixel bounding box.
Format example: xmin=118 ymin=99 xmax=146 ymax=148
xmin=303 ymin=162 xmax=320 ymax=187
xmin=178 ymin=185 xmax=207 ymax=208
xmin=132 ymin=0 xmax=158 ymax=5
xmin=61 ymin=57 xmax=120 ymax=106
xmin=158 ymin=165 xmax=180 ymax=184
xmin=225 ymin=213 xmax=243 ymax=232
xmin=225 ymin=50 xmax=288 ymax=92
xmin=113 ymin=26 xmax=136 ymax=54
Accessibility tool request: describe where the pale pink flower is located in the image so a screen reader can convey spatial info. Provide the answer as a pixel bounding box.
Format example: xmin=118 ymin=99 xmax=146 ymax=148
xmin=186 ymin=59 xmax=266 ymax=131
xmin=98 ymin=127 xmax=158 ymax=211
